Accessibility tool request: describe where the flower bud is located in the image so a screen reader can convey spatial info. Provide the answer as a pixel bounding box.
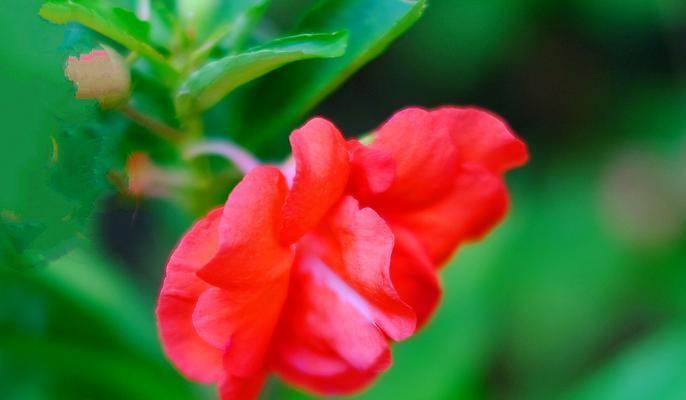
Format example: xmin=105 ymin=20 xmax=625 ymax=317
xmin=64 ymin=47 xmax=130 ymax=108
xmin=126 ymin=152 xmax=192 ymax=198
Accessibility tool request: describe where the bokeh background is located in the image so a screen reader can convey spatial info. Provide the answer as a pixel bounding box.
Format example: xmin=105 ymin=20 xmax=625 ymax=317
xmin=2 ymin=0 xmax=686 ymax=399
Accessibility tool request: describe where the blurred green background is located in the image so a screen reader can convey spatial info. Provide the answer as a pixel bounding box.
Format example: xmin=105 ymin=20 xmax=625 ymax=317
xmin=2 ymin=0 xmax=686 ymax=399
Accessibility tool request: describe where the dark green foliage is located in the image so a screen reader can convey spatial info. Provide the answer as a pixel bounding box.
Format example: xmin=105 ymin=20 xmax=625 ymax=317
xmin=230 ymin=0 xmax=428 ymax=156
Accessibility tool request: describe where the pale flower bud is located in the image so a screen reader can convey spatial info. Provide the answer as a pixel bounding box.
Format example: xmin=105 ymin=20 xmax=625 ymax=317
xmin=65 ymin=47 xmax=130 ymax=108
xmin=126 ymin=153 xmax=192 ymax=198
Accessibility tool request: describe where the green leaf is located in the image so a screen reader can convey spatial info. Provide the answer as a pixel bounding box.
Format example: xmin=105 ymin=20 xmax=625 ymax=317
xmin=230 ymin=0 xmax=427 ymax=155
xmin=175 ymin=31 xmax=348 ymax=116
xmin=186 ymin=0 xmax=271 ymax=67
xmin=39 ymin=0 xmax=168 ymax=65
xmin=177 ymin=0 xmax=219 ymax=36
xmin=178 ymin=0 xmax=270 ymax=49
xmin=216 ymin=0 xmax=271 ymax=52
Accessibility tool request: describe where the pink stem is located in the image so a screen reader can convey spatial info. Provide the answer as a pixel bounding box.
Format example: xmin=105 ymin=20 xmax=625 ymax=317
xmin=184 ymin=140 xmax=261 ymax=174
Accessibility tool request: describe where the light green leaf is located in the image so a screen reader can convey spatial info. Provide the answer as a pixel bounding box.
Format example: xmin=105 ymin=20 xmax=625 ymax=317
xmin=175 ymin=31 xmax=348 ymax=116
xmin=39 ymin=0 xmax=167 ymax=64
xmin=230 ymin=0 xmax=427 ymax=155
xmin=185 ymin=0 xmax=271 ymax=71
xmin=217 ymin=0 xmax=271 ymax=52
xmin=179 ymin=0 xmax=270 ymax=50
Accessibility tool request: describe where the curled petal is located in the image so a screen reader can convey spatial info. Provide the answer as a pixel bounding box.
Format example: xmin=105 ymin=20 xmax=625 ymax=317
xmin=192 ymin=288 xmax=235 ymax=349
xmin=191 ymin=283 xmax=288 ymax=376
xmin=274 ymin=345 xmax=389 ymax=395
xmin=198 ymin=166 xmax=293 ymax=289
xmin=194 ymin=167 xmax=293 ymax=379
xmin=433 ymin=107 xmax=528 ymax=173
xmin=387 ymin=165 xmax=509 ymax=266
xmin=272 ymin=196 xmax=415 ymax=395
xmin=280 ymin=118 xmax=351 ymax=244
xmin=222 ymin=274 xmax=290 ymax=376
xmin=272 ymin=256 xmax=391 ymax=395
xmin=347 ymin=139 xmax=395 ymax=200
xmin=371 ymin=107 xmax=460 ymax=209
xmin=389 ymin=227 xmax=441 ymax=328
xmin=156 ymin=208 xmax=223 ymax=383
xmin=311 ymin=196 xmax=416 ymax=340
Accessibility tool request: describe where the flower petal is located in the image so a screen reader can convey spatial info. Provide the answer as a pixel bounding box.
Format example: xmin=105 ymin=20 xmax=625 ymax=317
xmin=272 ymin=255 xmax=391 ymax=395
xmin=218 ymin=371 xmax=266 ymax=400
xmin=192 ymin=278 xmax=289 ymax=376
xmin=198 ymin=166 xmax=293 ymax=289
xmin=271 ymin=196 xmax=415 ymax=395
xmin=191 ymin=166 xmax=293 ymax=380
xmin=310 ymin=196 xmax=417 ymax=340
xmin=433 ymin=106 xmax=528 ymax=173
xmin=275 ymin=347 xmax=388 ymax=395
xmin=280 ymin=117 xmax=351 ymax=244
xmin=387 ymin=165 xmax=509 ymax=266
xmin=347 ymin=139 xmax=395 ymax=200
xmin=389 ymin=227 xmax=442 ymax=328
xmin=156 ymin=208 xmax=223 ymax=383
xmin=371 ymin=107 xmax=460 ymax=209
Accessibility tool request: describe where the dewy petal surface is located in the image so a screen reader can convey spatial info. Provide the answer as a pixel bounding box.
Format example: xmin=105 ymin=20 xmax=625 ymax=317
xmin=156 ymin=208 xmax=223 ymax=383
xmin=280 ymin=117 xmax=351 ymax=244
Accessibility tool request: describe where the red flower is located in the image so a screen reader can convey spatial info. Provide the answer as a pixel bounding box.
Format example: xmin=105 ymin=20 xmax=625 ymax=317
xmin=156 ymin=107 xmax=528 ymax=399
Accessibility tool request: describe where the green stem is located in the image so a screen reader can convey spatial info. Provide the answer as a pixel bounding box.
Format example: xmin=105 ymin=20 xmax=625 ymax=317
xmin=117 ymin=104 xmax=183 ymax=143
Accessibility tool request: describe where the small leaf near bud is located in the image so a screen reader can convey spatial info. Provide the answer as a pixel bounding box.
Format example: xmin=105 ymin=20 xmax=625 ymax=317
xmin=64 ymin=47 xmax=131 ymax=109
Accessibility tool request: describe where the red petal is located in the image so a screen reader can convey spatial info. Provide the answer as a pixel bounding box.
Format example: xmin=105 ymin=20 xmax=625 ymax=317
xmin=194 ymin=276 xmax=289 ymax=376
xmin=310 ymin=196 xmax=416 ymax=340
xmin=271 ymin=197 xmax=415 ymax=395
xmin=156 ymin=208 xmax=223 ymax=383
xmin=389 ymin=227 xmax=442 ymax=328
xmin=280 ymin=117 xmax=351 ymax=244
xmin=387 ymin=165 xmax=509 ymax=266
xmin=191 ymin=281 xmax=288 ymax=378
xmin=218 ymin=371 xmax=266 ymax=400
xmin=193 ymin=167 xmax=293 ymax=378
xmin=371 ymin=107 xmax=460 ymax=209
xmin=275 ymin=346 xmax=389 ymax=395
xmin=198 ymin=166 xmax=293 ymax=289
xmin=271 ymin=255 xmax=392 ymax=395
xmin=433 ymin=107 xmax=528 ymax=173
xmin=347 ymin=139 xmax=395 ymax=200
